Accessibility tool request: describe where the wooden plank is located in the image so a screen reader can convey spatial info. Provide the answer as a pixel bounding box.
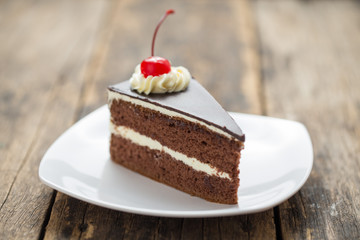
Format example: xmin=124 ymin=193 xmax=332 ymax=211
xmin=157 ymin=218 xmax=183 ymax=240
xmin=0 ymin=0 xmax=108 ymax=238
xmin=181 ymin=218 xmax=203 ymax=240
xmin=43 ymin=195 xmax=87 ymax=239
xmin=219 ymin=211 xmax=276 ymax=239
xmin=43 ymin=0 xmax=275 ymax=239
xmin=255 ymin=0 xmax=360 ymax=239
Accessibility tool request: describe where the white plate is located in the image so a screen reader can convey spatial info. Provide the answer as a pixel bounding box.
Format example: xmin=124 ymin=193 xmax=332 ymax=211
xmin=39 ymin=105 xmax=313 ymax=218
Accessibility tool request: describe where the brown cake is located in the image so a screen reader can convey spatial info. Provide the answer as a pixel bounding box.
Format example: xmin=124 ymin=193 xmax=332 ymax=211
xmin=108 ymin=79 xmax=245 ymax=204
xmin=107 ymin=9 xmax=244 ymax=204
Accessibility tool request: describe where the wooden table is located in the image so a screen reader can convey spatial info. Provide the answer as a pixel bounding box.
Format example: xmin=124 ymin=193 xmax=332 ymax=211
xmin=1 ymin=0 xmax=360 ymax=239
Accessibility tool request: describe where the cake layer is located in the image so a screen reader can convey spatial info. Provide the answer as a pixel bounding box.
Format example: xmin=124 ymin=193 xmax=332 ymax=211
xmin=108 ymin=80 xmax=245 ymax=141
xmin=108 ymin=90 xmax=235 ymax=139
xmin=110 ymin=135 xmax=239 ymax=204
xmin=109 ymin=98 xmax=242 ymax=177
xmin=110 ymin=122 xmax=231 ymax=179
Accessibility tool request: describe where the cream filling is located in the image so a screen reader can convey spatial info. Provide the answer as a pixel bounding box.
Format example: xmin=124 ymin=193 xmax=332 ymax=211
xmin=108 ymin=90 xmax=234 ymax=140
xmin=110 ymin=122 xmax=231 ymax=180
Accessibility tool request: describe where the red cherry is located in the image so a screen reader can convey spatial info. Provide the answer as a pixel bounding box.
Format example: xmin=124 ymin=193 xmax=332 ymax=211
xmin=141 ymin=56 xmax=171 ymax=78
xmin=141 ymin=9 xmax=175 ymax=78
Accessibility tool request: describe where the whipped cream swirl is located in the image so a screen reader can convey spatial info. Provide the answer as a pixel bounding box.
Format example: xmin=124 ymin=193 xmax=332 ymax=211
xmin=130 ymin=64 xmax=191 ymax=95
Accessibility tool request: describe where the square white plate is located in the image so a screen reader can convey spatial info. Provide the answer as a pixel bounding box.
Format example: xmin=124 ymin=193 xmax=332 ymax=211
xmin=39 ymin=106 xmax=313 ymax=217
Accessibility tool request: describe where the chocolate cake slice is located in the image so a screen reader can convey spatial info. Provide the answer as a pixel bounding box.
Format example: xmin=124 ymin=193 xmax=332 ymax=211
xmin=108 ymin=79 xmax=245 ymax=204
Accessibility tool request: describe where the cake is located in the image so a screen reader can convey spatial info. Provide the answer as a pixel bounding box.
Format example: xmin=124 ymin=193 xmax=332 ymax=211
xmin=107 ymin=9 xmax=245 ymax=204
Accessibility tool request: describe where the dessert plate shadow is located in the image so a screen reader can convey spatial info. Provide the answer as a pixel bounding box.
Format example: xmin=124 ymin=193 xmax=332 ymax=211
xmin=39 ymin=105 xmax=313 ymax=217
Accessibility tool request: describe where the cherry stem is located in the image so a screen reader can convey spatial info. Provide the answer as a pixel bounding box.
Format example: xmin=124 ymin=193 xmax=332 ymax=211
xmin=151 ymin=9 xmax=175 ymax=56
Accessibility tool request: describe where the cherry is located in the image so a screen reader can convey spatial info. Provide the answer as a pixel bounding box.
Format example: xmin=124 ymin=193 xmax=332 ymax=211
xmin=141 ymin=56 xmax=171 ymax=78
xmin=141 ymin=9 xmax=175 ymax=78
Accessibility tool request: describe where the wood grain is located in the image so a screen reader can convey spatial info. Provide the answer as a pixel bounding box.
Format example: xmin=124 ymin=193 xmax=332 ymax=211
xmin=0 ymin=0 xmax=108 ymax=238
xmin=255 ymin=0 xmax=360 ymax=239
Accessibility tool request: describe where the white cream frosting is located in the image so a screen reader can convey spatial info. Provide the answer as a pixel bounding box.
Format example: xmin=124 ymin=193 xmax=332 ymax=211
xmin=130 ymin=64 xmax=191 ymax=95
xmin=110 ymin=122 xmax=231 ymax=180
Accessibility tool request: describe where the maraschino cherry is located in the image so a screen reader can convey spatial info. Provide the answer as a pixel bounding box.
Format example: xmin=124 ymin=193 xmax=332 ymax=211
xmin=141 ymin=9 xmax=175 ymax=78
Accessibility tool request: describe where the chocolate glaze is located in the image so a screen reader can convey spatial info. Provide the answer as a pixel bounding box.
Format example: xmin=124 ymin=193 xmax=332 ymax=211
xmin=108 ymin=79 xmax=245 ymax=142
